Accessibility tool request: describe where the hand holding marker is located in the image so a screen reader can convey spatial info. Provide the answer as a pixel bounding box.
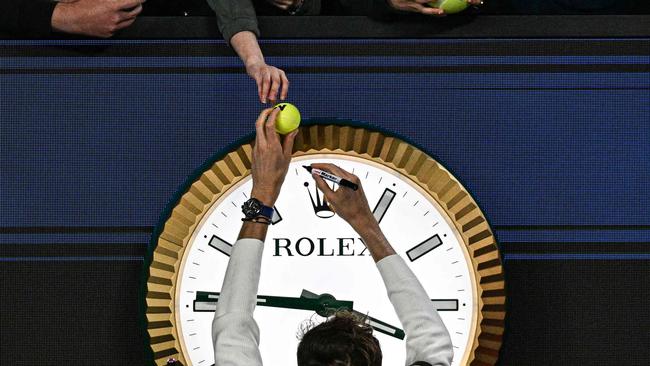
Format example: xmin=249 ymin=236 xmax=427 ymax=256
xmin=303 ymin=165 xmax=359 ymax=191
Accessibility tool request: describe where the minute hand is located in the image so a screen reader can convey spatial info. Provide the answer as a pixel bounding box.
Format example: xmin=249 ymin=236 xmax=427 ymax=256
xmin=301 ymin=289 xmax=405 ymax=340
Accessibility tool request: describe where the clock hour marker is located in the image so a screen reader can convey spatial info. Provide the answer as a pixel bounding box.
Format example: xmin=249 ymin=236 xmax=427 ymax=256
xmin=406 ymin=234 xmax=442 ymax=261
xmin=271 ymin=207 xmax=282 ymax=225
xmin=431 ymin=299 xmax=459 ymax=311
xmin=194 ymin=291 xmax=219 ymax=312
xmin=372 ymin=188 xmax=396 ymax=224
xmin=208 ymin=235 xmax=233 ymax=256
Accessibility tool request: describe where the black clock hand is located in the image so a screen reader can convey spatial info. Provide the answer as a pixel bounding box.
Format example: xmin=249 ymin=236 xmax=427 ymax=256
xmin=301 ymin=289 xmax=405 ymax=340
xmin=194 ymin=291 xmax=353 ymax=313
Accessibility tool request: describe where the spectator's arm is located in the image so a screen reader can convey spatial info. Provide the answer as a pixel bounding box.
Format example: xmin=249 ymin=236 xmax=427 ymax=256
xmin=205 ymin=0 xmax=260 ymax=45
xmin=0 ymin=0 xmax=57 ymax=36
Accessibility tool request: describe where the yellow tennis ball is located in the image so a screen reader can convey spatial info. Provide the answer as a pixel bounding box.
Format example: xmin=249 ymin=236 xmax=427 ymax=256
xmin=429 ymin=0 xmax=468 ymax=14
xmin=273 ymin=103 xmax=301 ymax=135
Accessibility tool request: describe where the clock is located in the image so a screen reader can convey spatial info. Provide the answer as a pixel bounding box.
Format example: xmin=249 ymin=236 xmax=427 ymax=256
xmin=144 ymin=122 xmax=505 ymax=366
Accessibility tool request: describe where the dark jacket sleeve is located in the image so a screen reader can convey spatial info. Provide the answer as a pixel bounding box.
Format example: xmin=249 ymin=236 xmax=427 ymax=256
xmin=0 ymin=0 xmax=57 ymax=36
xmin=205 ymin=0 xmax=260 ymax=45
xmin=338 ymin=0 xmax=397 ymax=19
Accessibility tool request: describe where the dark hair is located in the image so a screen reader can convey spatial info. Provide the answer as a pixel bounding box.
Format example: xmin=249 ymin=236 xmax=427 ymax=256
xmin=297 ymin=311 xmax=382 ymax=366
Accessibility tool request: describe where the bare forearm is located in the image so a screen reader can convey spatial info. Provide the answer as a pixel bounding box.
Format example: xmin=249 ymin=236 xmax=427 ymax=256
xmin=238 ymin=221 xmax=269 ymax=241
xmin=231 ymin=31 xmax=264 ymax=67
xmin=353 ymin=217 xmax=396 ymax=263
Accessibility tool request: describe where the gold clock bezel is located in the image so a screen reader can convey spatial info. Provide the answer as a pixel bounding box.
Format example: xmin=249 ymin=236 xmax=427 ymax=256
xmin=145 ymin=123 xmax=506 ymax=366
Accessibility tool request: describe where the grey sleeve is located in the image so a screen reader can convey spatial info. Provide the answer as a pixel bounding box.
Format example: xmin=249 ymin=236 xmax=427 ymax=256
xmin=205 ymin=0 xmax=260 ymax=44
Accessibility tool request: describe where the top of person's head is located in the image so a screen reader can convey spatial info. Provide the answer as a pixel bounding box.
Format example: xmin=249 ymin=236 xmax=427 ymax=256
xmin=297 ymin=311 xmax=382 ymax=366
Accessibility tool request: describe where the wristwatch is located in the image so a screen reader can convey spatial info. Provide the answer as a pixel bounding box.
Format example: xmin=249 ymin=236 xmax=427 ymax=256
xmin=241 ymin=198 xmax=274 ymax=220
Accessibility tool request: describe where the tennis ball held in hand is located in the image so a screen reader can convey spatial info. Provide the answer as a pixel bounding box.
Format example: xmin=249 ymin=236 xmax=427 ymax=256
xmin=429 ymin=0 xmax=469 ymax=14
xmin=273 ymin=103 xmax=301 ymax=134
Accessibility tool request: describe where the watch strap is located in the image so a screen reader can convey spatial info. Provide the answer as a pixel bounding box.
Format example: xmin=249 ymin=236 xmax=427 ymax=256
xmin=258 ymin=205 xmax=274 ymax=220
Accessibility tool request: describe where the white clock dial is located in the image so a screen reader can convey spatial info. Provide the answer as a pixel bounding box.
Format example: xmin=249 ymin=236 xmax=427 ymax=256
xmin=175 ymin=155 xmax=477 ymax=366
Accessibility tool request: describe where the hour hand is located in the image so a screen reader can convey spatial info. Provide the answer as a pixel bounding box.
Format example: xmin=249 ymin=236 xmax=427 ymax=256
xmin=353 ymin=310 xmax=405 ymax=340
xmin=193 ymin=291 xmax=353 ymax=314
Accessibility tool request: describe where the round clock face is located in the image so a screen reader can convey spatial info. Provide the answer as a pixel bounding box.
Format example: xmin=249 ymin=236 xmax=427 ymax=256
xmin=175 ymin=155 xmax=477 ymax=366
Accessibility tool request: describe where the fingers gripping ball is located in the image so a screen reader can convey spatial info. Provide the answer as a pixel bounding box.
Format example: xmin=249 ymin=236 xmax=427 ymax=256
xmin=273 ymin=103 xmax=301 ymax=135
xmin=429 ymin=0 xmax=469 ymax=14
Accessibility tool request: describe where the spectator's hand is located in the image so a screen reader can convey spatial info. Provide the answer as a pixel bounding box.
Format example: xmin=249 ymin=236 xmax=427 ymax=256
xmin=51 ymin=0 xmax=144 ymax=38
xmin=250 ymin=108 xmax=298 ymax=206
xmin=265 ymin=0 xmax=301 ymax=11
xmin=309 ymin=163 xmax=376 ymax=230
xmin=246 ymin=60 xmax=289 ymax=104
xmin=388 ymin=0 xmax=445 ymax=15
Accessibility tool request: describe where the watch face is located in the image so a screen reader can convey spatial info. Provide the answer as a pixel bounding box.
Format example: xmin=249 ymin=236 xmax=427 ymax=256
xmin=242 ymin=198 xmax=262 ymax=218
xmin=176 ymin=155 xmax=477 ymax=366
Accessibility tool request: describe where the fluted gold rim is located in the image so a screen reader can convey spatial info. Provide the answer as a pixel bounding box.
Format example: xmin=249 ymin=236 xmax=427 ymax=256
xmin=145 ymin=124 xmax=505 ymax=366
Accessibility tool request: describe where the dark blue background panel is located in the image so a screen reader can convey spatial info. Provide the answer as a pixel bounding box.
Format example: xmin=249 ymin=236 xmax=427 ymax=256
xmin=1 ymin=39 xmax=650 ymax=366
xmin=1 ymin=57 xmax=649 ymax=228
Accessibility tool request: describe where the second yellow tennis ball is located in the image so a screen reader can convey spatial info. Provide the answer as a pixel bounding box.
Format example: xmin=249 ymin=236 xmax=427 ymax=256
xmin=273 ymin=103 xmax=301 ymax=135
xmin=429 ymin=0 xmax=468 ymax=14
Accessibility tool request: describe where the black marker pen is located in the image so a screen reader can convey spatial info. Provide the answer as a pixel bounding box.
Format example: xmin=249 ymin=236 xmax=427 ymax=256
xmin=303 ymin=165 xmax=359 ymax=191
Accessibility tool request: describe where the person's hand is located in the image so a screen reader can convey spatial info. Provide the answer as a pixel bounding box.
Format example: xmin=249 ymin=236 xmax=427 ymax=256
xmin=246 ymin=60 xmax=289 ymax=104
xmin=250 ymin=108 xmax=298 ymax=206
xmin=310 ymin=163 xmax=397 ymax=262
xmin=51 ymin=0 xmax=143 ymax=38
xmin=230 ymin=31 xmax=290 ymax=104
xmin=265 ymin=0 xmax=301 ymax=11
xmin=387 ymin=0 xmax=445 ymax=15
xmin=309 ymin=163 xmax=376 ymax=230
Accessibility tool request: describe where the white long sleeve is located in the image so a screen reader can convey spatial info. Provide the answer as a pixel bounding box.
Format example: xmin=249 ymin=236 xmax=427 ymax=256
xmin=211 ymin=241 xmax=453 ymax=366
xmin=377 ymin=254 xmax=454 ymax=366
xmin=212 ymin=238 xmax=265 ymax=366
